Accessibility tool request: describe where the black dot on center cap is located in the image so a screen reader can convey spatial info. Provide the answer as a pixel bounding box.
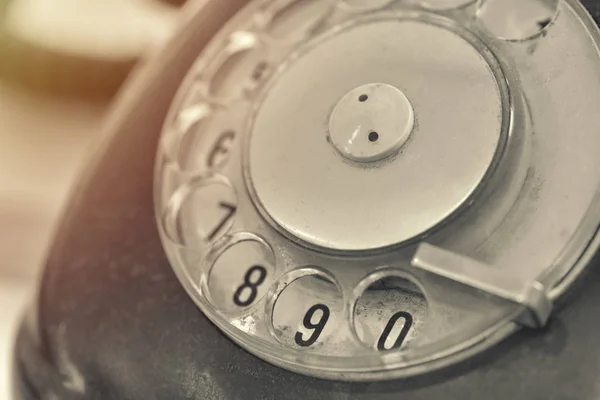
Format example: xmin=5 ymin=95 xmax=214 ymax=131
xmin=369 ymin=132 xmax=379 ymax=143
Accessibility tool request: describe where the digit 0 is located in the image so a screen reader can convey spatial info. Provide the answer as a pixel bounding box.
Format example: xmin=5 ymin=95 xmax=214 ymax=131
xmin=377 ymin=311 xmax=413 ymax=351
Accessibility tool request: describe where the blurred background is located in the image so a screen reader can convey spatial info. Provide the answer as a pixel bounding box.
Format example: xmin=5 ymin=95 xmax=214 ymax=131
xmin=0 ymin=0 xmax=188 ymax=397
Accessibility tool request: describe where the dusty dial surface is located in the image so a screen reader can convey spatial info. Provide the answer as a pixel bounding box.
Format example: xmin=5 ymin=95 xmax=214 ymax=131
xmin=155 ymin=0 xmax=600 ymax=380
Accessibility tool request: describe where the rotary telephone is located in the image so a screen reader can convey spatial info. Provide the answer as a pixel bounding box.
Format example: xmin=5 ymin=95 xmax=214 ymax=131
xmin=12 ymin=0 xmax=600 ymax=399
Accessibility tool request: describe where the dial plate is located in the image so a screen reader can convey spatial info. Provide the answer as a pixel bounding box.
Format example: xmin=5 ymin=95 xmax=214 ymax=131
xmin=247 ymin=17 xmax=505 ymax=251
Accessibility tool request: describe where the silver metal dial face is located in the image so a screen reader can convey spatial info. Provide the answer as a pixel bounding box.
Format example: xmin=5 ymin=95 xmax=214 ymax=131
xmin=155 ymin=0 xmax=600 ymax=381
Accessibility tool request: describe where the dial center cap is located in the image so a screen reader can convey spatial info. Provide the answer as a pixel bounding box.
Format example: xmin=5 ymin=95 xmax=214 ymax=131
xmin=329 ymin=83 xmax=415 ymax=163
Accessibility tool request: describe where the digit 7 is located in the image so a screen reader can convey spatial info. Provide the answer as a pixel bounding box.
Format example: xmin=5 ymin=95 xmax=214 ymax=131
xmin=207 ymin=202 xmax=236 ymax=242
